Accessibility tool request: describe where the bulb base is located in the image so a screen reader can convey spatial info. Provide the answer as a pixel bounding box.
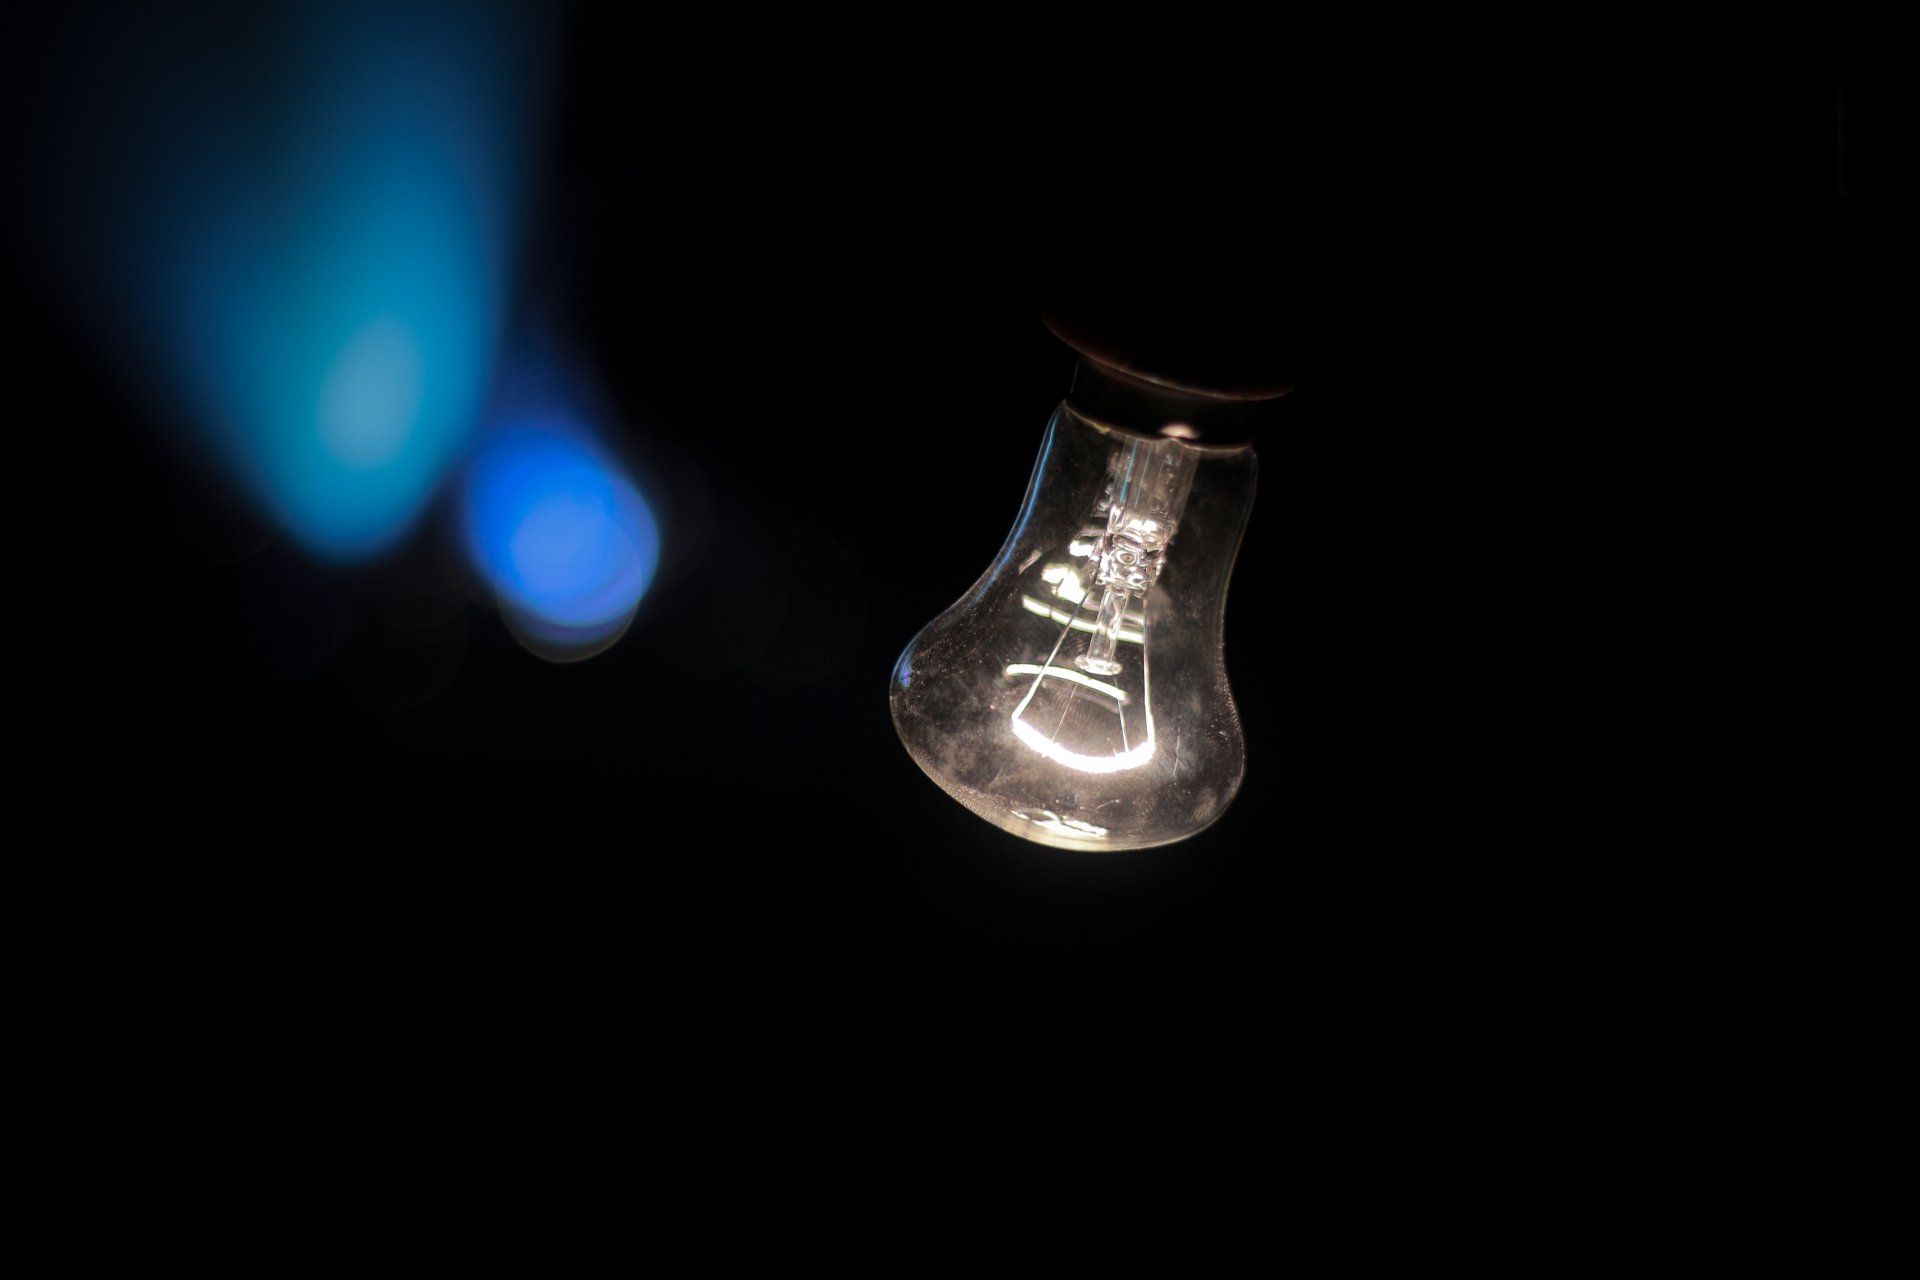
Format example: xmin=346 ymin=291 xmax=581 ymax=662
xmin=1063 ymin=358 xmax=1272 ymax=445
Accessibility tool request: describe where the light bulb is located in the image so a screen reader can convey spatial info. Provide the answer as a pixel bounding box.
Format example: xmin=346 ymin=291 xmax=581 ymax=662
xmin=890 ymin=358 xmax=1265 ymax=851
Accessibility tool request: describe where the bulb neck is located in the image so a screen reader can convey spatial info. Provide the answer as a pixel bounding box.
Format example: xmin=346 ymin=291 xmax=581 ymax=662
xmin=1063 ymin=358 xmax=1267 ymax=446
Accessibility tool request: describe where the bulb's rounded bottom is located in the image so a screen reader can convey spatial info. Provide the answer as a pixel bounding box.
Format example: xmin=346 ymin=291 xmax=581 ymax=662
xmin=890 ymin=729 xmax=1236 ymax=852
xmin=895 ymin=741 xmax=1233 ymax=853
xmin=890 ymin=640 xmax=1243 ymax=854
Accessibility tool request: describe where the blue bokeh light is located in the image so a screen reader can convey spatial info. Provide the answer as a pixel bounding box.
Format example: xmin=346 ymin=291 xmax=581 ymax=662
xmin=463 ymin=424 xmax=660 ymax=656
xmin=31 ymin=1 xmax=552 ymax=560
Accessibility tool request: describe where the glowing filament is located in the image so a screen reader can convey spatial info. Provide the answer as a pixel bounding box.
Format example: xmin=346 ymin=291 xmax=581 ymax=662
xmin=1005 ymin=663 xmax=1129 ymax=703
xmin=1010 ymin=718 xmax=1156 ymax=774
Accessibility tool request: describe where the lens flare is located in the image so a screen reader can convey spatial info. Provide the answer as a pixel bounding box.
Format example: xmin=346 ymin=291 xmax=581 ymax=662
xmin=23 ymin=1 xmax=552 ymax=560
xmin=462 ymin=425 xmax=660 ymax=661
xmin=316 ymin=317 xmax=427 ymax=470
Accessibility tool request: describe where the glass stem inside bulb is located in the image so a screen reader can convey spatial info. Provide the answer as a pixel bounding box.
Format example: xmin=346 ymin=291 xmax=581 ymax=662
xmin=1072 ymin=434 xmax=1198 ymax=678
xmin=1078 ymin=587 xmax=1131 ymax=676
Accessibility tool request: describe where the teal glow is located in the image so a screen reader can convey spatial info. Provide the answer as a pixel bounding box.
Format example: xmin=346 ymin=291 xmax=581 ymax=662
xmin=37 ymin=2 xmax=552 ymax=560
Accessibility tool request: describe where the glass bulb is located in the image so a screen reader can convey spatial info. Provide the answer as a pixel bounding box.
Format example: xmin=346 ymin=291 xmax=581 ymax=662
xmin=890 ymin=368 xmax=1258 ymax=851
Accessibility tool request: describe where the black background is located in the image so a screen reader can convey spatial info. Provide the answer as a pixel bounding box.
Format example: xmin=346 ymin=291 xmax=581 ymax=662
xmin=8 ymin=9 xmax=1882 ymax=1049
